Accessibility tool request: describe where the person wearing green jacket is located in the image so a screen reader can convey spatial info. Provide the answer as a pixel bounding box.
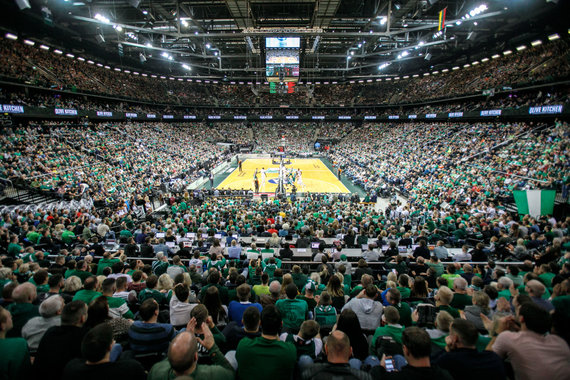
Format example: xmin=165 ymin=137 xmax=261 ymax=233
xmin=96 ymin=252 xmax=121 ymax=276
xmin=275 ymin=283 xmax=308 ymax=331
xmin=370 ymin=306 xmax=404 ymax=354
xmin=236 ymin=305 xmax=296 ymax=380
xmin=72 ymin=276 xmax=102 ymax=305
xmin=61 ymin=228 xmax=76 ymax=245
xmin=7 ymin=236 xmax=24 ymax=258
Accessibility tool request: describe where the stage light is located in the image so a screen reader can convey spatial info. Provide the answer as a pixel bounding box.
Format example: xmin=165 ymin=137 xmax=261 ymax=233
xmin=94 ymin=13 xmax=110 ymax=24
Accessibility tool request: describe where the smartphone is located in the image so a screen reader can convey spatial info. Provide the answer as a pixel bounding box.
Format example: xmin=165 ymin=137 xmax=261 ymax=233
xmin=385 ymin=356 xmax=395 ymax=372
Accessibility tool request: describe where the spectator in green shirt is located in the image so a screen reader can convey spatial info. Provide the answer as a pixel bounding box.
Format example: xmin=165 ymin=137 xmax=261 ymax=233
xmin=236 ymin=304 xmax=296 ymax=380
xmin=138 ymin=275 xmax=166 ymax=305
xmin=61 ymin=228 xmax=76 ymax=245
xmin=101 ymin=278 xmax=134 ymax=319
xmin=450 ymin=277 xmax=472 ymax=310
xmin=7 ymin=236 xmax=24 ymax=258
xmin=6 ymin=283 xmax=40 ymax=338
xmin=370 ymin=306 xmax=405 ymax=355
xmin=291 ymin=265 xmax=308 ymax=293
xmin=96 ymin=252 xmax=121 ymax=276
xmin=427 ymin=256 xmax=445 ymax=277
xmin=538 ymin=264 xmax=556 ymax=289
xmin=0 ymin=305 xmax=32 ymax=380
xmin=435 ymin=286 xmax=460 ymax=318
xmin=252 ymin=274 xmax=271 ymax=297
xmin=441 ymin=265 xmax=461 ymax=288
xmin=72 ymin=276 xmax=102 ymax=305
xmin=496 ymin=276 xmax=514 ymax=300
xmin=276 ymin=283 xmax=309 ymax=332
xmin=65 ymin=260 xmax=93 ymax=283
xmin=397 ymin=274 xmax=411 ymax=299
xmin=386 ymin=288 xmax=413 ymax=327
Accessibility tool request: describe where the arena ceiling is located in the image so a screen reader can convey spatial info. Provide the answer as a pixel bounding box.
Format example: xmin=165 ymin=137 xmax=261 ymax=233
xmin=1 ymin=0 xmax=569 ymax=82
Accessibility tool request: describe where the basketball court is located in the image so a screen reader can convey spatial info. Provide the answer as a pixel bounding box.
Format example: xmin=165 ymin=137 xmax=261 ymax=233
xmin=216 ymin=158 xmax=350 ymax=193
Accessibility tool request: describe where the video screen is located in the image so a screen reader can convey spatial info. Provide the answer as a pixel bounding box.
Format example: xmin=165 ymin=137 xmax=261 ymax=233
xmin=266 ymin=43 xmax=299 ymax=82
xmin=266 ymin=37 xmax=300 ymax=48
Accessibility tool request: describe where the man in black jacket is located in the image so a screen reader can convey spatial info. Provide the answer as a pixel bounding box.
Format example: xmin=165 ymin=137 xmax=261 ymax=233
xmin=433 ymin=319 xmax=506 ymax=380
xmin=301 ymin=330 xmax=372 ymax=380
xmin=33 ymin=300 xmax=88 ymax=380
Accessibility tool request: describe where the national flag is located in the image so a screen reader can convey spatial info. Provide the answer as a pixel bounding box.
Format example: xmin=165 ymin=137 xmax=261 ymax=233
xmin=438 ymin=8 xmax=447 ymax=31
xmin=513 ymin=190 xmax=556 ymax=217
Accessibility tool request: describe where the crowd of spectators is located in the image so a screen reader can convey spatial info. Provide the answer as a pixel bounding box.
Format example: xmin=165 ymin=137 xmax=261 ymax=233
xmin=0 ymin=32 xmax=568 ymax=380
xmin=330 ymin=120 xmax=569 ymax=212
xmin=0 ymin=36 xmax=568 ymax=108
xmin=0 ymin=122 xmax=229 ymax=205
xmin=0 ymin=185 xmax=569 ymax=379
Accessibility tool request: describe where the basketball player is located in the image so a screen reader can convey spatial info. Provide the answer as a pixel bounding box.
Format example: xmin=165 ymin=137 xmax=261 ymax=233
xmin=260 ymin=167 xmax=266 ymax=184
xmin=297 ymin=169 xmax=306 ymax=191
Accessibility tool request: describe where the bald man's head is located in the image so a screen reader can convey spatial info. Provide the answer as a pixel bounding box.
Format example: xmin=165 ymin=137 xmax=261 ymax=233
xmin=325 ymin=330 xmax=352 ymax=363
xmin=168 ymin=332 xmax=198 ymax=375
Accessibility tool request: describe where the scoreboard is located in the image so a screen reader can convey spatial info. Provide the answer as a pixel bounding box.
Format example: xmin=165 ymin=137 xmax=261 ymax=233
xmin=265 ymin=37 xmax=300 ymax=83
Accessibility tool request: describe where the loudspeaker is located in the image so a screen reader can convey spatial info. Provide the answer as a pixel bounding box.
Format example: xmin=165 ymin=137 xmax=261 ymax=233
xmin=95 ymin=34 xmax=105 ymax=44
xmin=424 ymin=53 xmax=432 ymax=61
xmin=15 ymin=0 xmax=31 ymax=10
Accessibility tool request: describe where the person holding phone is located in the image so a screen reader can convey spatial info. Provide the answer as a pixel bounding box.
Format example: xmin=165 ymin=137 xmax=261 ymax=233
xmin=370 ymin=327 xmax=453 ymax=379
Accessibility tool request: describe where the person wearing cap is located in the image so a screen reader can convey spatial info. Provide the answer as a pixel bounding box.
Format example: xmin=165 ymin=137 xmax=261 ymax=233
xmin=335 ymin=254 xmax=353 ymax=274
xmin=298 ymin=281 xmax=318 ymax=314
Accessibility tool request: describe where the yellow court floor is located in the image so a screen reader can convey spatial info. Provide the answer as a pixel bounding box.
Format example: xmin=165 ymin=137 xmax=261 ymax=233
xmin=217 ymin=158 xmax=350 ymax=193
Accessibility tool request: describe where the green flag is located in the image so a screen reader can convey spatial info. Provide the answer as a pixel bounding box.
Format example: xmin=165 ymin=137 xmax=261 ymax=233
xmin=513 ymin=190 xmax=556 ymax=217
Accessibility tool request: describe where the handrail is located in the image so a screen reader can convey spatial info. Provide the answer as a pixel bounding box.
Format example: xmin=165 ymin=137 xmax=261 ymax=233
xmin=45 ymin=254 xmax=527 ymax=267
